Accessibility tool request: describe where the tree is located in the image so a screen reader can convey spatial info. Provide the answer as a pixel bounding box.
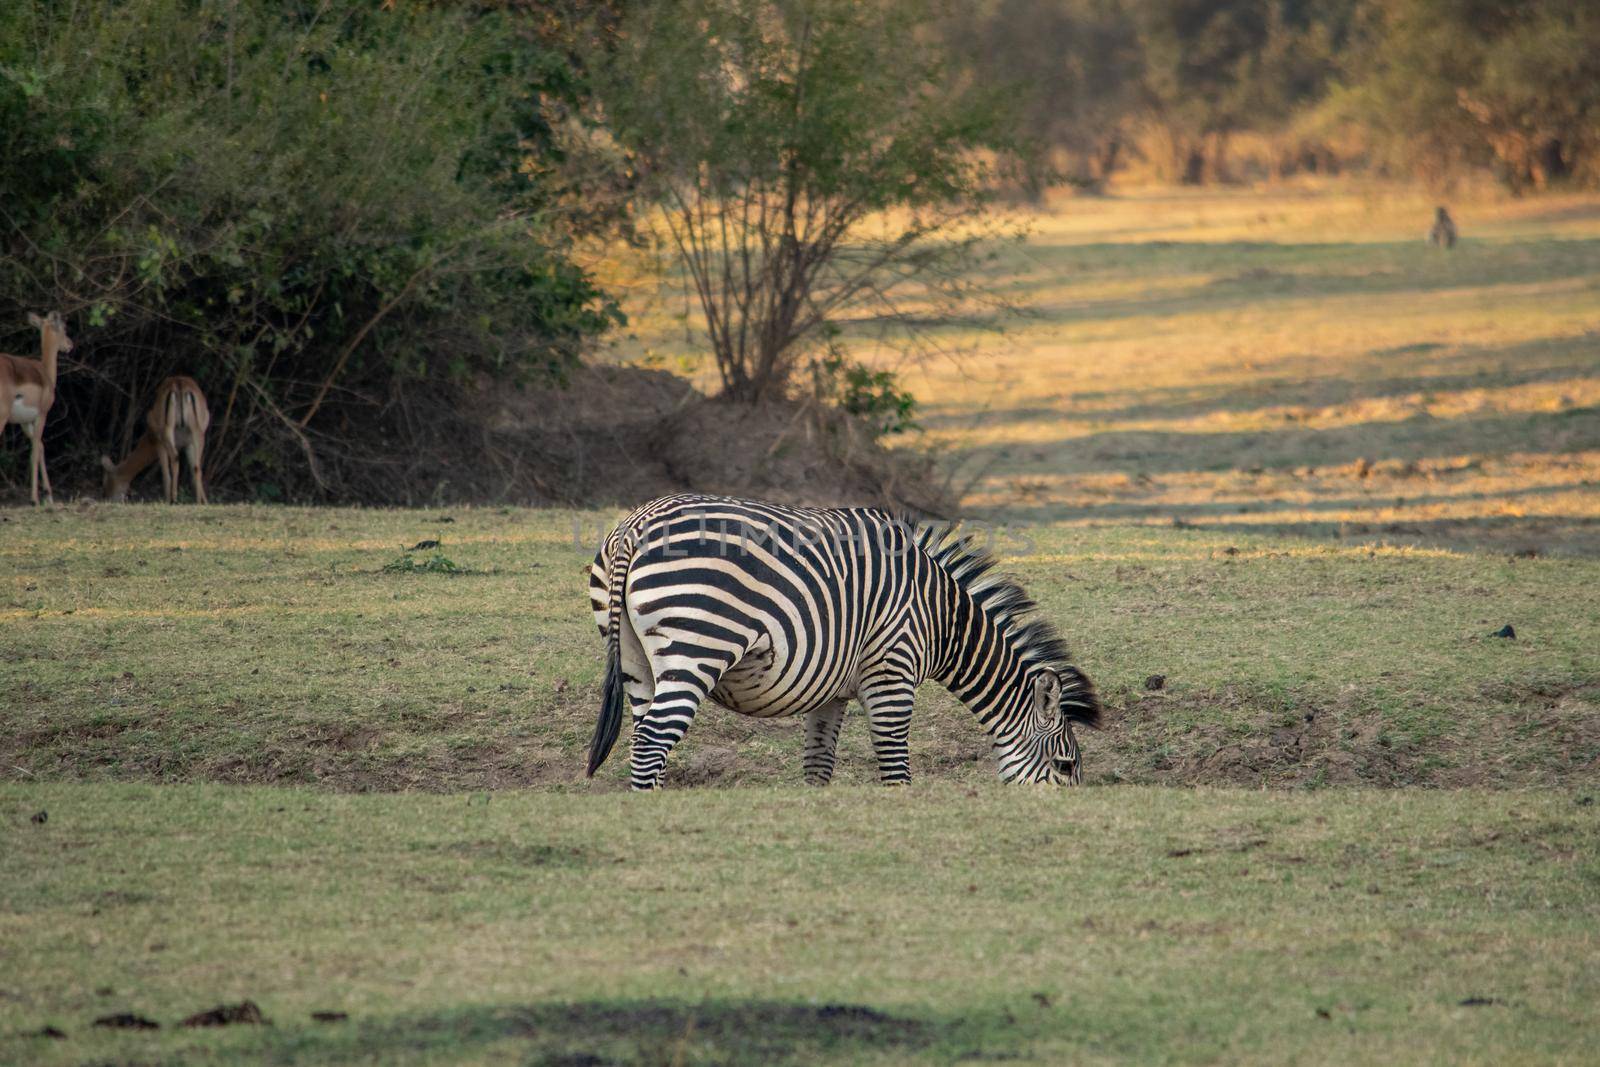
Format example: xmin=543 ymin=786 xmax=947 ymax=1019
xmin=939 ymin=0 xmax=1143 ymax=195
xmin=587 ymin=0 xmax=1012 ymax=403
xmin=1351 ymin=0 xmax=1600 ymax=191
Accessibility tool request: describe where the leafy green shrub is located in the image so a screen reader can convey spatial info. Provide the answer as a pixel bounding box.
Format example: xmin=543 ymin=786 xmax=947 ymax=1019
xmin=382 ymin=552 xmax=462 ymax=575
xmin=0 ymin=0 xmax=622 ymax=502
xmin=814 ymin=352 xmax=918 ymax=437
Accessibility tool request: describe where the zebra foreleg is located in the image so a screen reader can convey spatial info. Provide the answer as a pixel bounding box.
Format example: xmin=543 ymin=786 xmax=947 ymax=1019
xmin=802 ymin=701 xmax=848 ymax=786
xmin=862 ymin=682 xmax=917 ymax=785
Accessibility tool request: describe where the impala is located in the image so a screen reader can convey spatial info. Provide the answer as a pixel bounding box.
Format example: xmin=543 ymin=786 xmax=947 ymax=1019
xmin=101 ymin=376 xmax=212 ymax=504
xmin=2 ymin=311 xmax=74 ymax=505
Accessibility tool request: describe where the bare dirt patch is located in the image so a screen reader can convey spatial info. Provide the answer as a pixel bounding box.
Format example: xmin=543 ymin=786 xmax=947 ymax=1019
xmin=491 ymin=365 xmax=952 ymax=514
xmin=181 ymin=1000 xmax=268 ymax=1027
xmin=1093 ymin=676 xmax=1599 ymax=789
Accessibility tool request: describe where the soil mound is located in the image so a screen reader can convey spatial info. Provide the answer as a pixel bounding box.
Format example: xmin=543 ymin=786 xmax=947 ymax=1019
xmin=486 ymin=364 xmax=953 ymax=514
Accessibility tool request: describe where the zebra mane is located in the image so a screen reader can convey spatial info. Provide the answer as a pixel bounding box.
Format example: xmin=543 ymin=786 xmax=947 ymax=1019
xmin=914 ymin=522 xmax=1073 ymax=670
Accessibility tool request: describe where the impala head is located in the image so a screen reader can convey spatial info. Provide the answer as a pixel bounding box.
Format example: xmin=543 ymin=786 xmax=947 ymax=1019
xmin=999 ymin=665 xmax=1099 ymax=786
xmin=99 ymin=454 xmax=129 ymax=502
xmin=26 ymin=310 xmax=72 ymax=354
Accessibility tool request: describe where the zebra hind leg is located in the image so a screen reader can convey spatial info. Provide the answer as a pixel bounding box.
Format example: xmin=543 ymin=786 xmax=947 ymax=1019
xmin=629 ymin=657 xmax=733 ymax=791
xmin=803 ymin=701 xmax=848 ymax=786
xmin=862 ymin=682 xmax=917 ymax=785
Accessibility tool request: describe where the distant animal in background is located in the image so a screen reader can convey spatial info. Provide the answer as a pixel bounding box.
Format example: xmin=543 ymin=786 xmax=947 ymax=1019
xmin=101 ymin=376 xmax=211 ymax=503
xmin=1428 ymin=206 xmax=1457 ymax=248
xmin=1 ymin=311 xmax=74 ymax=505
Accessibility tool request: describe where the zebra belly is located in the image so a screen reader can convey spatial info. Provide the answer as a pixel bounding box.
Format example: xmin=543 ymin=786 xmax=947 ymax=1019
xmin=711 ymin=635 xmax=859 ymax=719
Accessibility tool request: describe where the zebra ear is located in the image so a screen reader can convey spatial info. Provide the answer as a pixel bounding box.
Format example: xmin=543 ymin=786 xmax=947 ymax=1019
xmin=1032 ymin=671 xmax=1063 ymax=729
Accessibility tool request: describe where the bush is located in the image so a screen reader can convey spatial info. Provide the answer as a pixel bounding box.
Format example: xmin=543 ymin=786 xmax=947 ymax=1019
xmin=0 ymin=0 xmax=621 ymax=502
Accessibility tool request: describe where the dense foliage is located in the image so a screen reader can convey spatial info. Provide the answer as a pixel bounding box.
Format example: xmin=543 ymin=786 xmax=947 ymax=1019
xmin=1348 ymin=0 xmax=1600 ymax=192
xmin=0 ymin=0 xmax=620 ymax=501
xmin=942 ymin=0 xmax=1599 ymax=191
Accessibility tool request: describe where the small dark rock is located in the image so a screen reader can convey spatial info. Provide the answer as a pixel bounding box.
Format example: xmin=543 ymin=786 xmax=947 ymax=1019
xmin=1578 ymin=796 xmax=1594 ymax=807
xmin=181 ymin=1000 xmax=268 ymax=1028
xmin=311 ymin=1010 xmax=348 ymax=1023
xmin=409 ymin=539 xmax=440 ymax=551
xmin=94 ymin=1013 xmax=159 ymax=1030
xmin=437 ymin=516 xmax=455 ymax=523
xmin=1489 ymin=624 xmax=1516 ymax=639
xmin=1167 ymin=847 xmax=1196 ymax=858
xmin=1144 ymin=674 xmax=1166 ymax=691
xmin=30 ymin=810 xmax=46 ymax=825
xmin=1315 ymin=1008 xmax=1331 ymax=1020
xmin=1459 ymin=997 xmax=1500 ymax=1007
xmin=1031 ymin=992 xmax=1053 ymax=1008
xmin=35 ymin=1025 xmax=67 ymax=1039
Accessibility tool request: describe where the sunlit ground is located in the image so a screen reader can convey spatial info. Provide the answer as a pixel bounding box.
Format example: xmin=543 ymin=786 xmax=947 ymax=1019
xmin=606 ymin=181 xmax=1600 ymax=556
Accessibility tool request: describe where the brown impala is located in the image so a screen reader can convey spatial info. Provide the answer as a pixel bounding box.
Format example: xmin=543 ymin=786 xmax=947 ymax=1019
xmin=1 ymin=311 xmax=74 ymax=505
xmin=101 ymin=376 xmax=212 ymax=504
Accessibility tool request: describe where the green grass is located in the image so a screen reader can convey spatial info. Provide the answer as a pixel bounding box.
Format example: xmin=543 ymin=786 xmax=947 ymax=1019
xmin=3 ymin=783 xmax=1597 ymax=1065
xmin=2 ymin=505 xmax=1596 ymax=790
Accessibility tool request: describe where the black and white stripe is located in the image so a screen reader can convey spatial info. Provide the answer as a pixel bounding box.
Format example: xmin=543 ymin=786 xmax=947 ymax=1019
xmin=586 ymin=494 xmax=1099 ymax=790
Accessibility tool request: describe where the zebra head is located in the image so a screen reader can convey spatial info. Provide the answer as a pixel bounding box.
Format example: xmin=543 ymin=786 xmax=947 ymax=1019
xmin=997 ymin=666 xmax=1098 ymax=785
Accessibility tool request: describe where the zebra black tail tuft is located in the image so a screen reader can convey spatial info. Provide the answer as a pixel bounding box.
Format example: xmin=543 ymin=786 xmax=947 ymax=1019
xmin=586 ymin=639 xmax=625 ymax=777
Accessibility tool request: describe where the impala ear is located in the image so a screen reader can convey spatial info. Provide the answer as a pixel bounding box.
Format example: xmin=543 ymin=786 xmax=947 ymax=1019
xmin=27 ymin=312 xmax=43 ymax=329
xmin=1032 ymin=671 xmax=1063 ymax=729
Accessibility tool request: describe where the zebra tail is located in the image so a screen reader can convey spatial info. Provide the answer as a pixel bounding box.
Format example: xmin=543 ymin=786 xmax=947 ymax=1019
xmin=586 ymin=636 xmax=625 ymax=777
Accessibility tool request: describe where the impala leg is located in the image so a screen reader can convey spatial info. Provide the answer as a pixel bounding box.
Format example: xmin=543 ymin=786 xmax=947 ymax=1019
xmin=803 ymin=700 xmax=848 ymax=785
xmin=158 ymin=443 xmax=176 ymax=504
xmin=29 ymin=419 xmax=49 ymax=505
xmin=862 ymin=681 xmax=917 ymax=785
xmin=185 ymin=435 xmax=207 ymax=504
xmin=28 ymin=428 xmax=39 ymax=505
xmin=35 ymin=420 xmax=53 ymax=505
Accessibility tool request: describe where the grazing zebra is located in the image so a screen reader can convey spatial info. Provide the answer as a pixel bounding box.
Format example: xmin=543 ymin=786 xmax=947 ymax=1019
xmin=585 ymin=494 xmax=1099 ymax=790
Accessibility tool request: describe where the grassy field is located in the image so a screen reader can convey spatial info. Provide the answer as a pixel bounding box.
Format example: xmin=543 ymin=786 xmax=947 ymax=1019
xmin=2 ymin=505 xmax=1596 ymax=791
xmin=3 ymin=784 xmax=1597 ymax=1065
xmin=4 ymin=183 xmax=1600 ymax=1063
xmin=617 ymin=182 xmax=1600 ymax=556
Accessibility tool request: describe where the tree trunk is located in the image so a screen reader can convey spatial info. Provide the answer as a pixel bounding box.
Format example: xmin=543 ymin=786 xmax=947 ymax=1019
xmin=1179 ymin=144 xmax=1205 ymax=185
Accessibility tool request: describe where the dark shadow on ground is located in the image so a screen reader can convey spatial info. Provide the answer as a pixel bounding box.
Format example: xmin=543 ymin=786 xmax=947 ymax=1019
xmin=991 ymin=480 xmax=1596 ymax=526
xmin=965 ymin=405 xmax=1599 ymax=479
xmin=1009 ymin=236 xmax=1600 ymax=303
xmin=245 ymin=999 xmax=974 ymax=1066
xmin=921 ymin=335 xmax=1599 ymax=432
